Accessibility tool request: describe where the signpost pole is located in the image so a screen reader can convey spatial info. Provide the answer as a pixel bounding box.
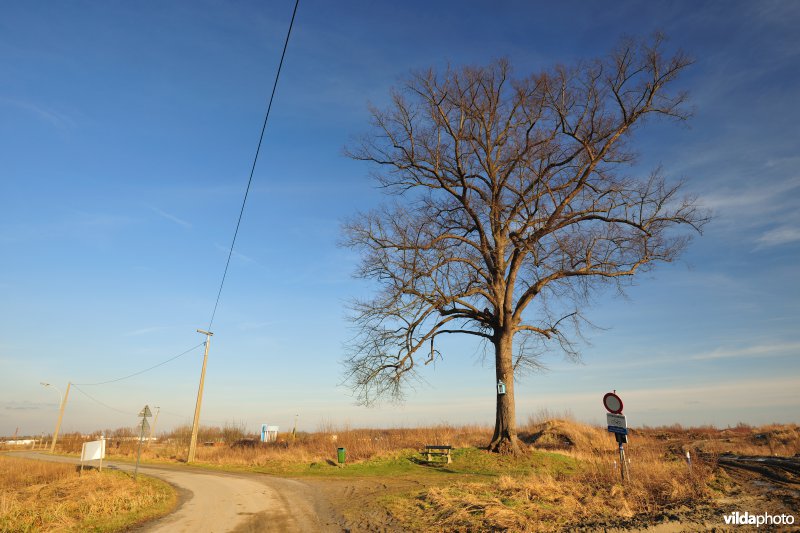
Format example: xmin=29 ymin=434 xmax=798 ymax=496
xmin=603 ymin=390 xmax=630 ymax=483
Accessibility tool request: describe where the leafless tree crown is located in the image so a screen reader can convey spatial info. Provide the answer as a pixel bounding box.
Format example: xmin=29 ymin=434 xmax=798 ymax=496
xmin=343 ymin=36 xmax=708 ymax=405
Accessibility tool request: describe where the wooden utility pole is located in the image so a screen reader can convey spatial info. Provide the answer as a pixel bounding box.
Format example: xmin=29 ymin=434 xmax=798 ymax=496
xmin=147 ymin=406 xmax=160 ymax=447
xmin=188 ymin=329 xmax=213 ymax=463
xmin=50 ymin=382 xmax=71 ymax=454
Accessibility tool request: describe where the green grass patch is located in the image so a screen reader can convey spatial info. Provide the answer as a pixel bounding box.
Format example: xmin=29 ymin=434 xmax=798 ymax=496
xmin=252 ymin=449 xmax=424 ymax=477
xmin=230 ymin=446 xmax=581 ymax=480
xmin=443 ymin=446 xmax=579 ymax=477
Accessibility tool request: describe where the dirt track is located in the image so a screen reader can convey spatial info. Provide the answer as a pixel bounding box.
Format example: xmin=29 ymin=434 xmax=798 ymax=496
xmin=716 ymin=453 xmax=800 ymax=518
xmin=14 ymin=452 xmax=341 ymax=532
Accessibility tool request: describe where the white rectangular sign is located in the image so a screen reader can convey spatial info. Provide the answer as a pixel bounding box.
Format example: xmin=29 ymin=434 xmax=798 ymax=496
xmin=81 ymin=439 xmax=106 ymax=462
xmin=606 ymin=413 xmax=627 ymax=429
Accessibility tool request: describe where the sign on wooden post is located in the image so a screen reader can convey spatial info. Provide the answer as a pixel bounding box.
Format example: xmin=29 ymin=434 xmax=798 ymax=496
xmin=80 ymin=438 xmax=106 ymax=473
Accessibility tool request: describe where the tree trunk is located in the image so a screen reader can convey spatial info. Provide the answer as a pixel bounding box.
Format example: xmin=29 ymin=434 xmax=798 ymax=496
xmin=488 ymin=329 xmax=522 ymax=454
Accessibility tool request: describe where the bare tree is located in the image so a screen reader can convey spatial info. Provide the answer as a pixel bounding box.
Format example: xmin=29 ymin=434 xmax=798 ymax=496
xmin=343 ymin=35 xmax=708 ymax=454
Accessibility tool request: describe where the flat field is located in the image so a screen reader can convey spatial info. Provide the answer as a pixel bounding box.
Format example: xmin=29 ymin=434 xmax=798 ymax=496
xmin=40 ymin=417 xmax=799 ymax=531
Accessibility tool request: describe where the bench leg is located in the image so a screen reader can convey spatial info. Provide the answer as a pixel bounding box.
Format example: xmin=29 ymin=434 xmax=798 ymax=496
xmin=446 ymin=453 xmax=452 ymax=464
xmin=427 ymin=453 xmax=431 ymax=462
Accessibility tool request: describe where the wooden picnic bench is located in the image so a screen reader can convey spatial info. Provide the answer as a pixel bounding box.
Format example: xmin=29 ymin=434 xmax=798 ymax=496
xmin=424 ymin=444 xmax=452 ymax=464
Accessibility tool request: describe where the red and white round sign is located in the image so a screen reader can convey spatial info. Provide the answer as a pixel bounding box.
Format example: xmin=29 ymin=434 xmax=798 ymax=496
xmin=603 ymin=391 xmax=624 ymax=414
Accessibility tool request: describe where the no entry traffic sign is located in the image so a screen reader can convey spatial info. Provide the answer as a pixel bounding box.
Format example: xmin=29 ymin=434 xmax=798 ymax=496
xmin=603 ymin=391 xmax=624 ymax=414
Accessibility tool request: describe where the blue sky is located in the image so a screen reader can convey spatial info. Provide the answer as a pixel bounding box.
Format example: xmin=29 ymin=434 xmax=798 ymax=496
xmin=1 ymin=1 xmax=798 ymax=437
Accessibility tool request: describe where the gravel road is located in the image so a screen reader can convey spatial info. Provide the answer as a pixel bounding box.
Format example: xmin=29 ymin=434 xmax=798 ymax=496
xmin=15 ymin=452 xmax=340 ymax=532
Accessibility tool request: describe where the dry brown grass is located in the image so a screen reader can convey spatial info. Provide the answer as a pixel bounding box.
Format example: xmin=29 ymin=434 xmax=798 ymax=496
xmin=413 ymin=459 xmax=712 ymax=532
xmin=0 ymin=455 xmax=175 ymax=532
xmin=103 ymin=424 xmax=494 ymax=467
xmin=520 ymin=417 xmax=609 ymax=453
xmin=689 ymin=424 xmax=800 ymax=457
xmin=31 ymin=419 xmax=796 ymax=531
xmin=390 ymin=418 xmax=716 ymax=532
xmin=53 ymin=419 xmax=800 ymax=467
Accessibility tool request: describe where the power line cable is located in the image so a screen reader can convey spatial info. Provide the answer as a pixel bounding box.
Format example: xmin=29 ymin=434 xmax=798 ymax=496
xmin=74 ymin=342 xmax=205 ymax=386
xmin=207 ymin=0 xmax=300 ymax=331
xmin=73 ymin=386 xmax=227 ymax=427
xmin=159 ymin=409 xmax=193 ymax=419
xmin=159 ymin=409 xmax=227 ymax=427
xmin=55 ymin=3 xmax=300 ymax=425
xmin=72 ymin=384 xmax=135 ymax=416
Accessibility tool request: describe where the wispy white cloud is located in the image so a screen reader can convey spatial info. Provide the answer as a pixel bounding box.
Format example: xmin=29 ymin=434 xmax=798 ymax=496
xmin=622 ymin=376 xmax=800 ymax=411
xmin=590 ymin=340 xmax=800 ymax=370
xmin=514 ymin=375 xmax=800 ymax=425
xmin=688 ymin=341 xmax=800 ymax=361
xmin=214 ymin=244 xmax=255 ymax=264
xmin=150 ymin=207 xmax=192 ymax=229
xmin=665 ymin=271 xmax=750 ymax=293
xmin=699 ymin=175 xmax=800 ymax=218
xmin=237 ymin=321 xmax=281 ymax=331
xmin=696 ymin=173 xmax=800 ymax=249
xmin=0 ymin=211 xmax=134 ymax=244
xmin=74 ymin=211 xmax=132 ymax=228
xmin=0 ymin=97 xmax=75 ymax=129
xmin=1 ymin=400 xmax=48 ymax=411
xmin=123 ymin=326 xmax=169 ymax=337
xmin=755 ymin=226 xmax=800 ymax=248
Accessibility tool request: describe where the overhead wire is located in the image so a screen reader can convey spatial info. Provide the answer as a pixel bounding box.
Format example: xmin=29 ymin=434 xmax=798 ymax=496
xmin=50 ymin=1 xmax=301 ymax=430
xmin=73 ymin=386 xmax=223 ymax=425
xmin=72 ymin=384 xmax=135 ymax=416
xmin=207 ymin=0 xmax=300 ymax=331
xmin=73 ymin=342 xmax=205 ymax=386
xmin=159 ymin=409 xmax=193 ymax=420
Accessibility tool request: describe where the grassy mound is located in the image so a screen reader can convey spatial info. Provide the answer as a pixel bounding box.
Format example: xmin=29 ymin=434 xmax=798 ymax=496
xmin=749 ymin=424 xmax=800 ymax=455
xmin=521 ymin=418 xmax=609 ymax=453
